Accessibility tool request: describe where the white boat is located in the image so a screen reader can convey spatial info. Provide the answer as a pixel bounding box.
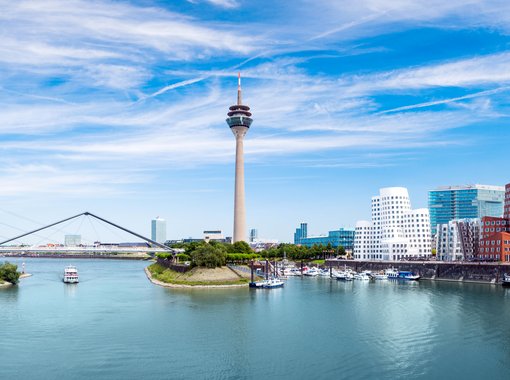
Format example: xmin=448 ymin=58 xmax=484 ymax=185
xmin=335 ymin=271 xmax=354 ymax=281
xmin=303 ymin=267 xmax=320 ymax=277
xmin=281 ymin=267 xmax=301 ymax=277
xmin=502 ymin=273 xmax=510 ymax=287
xmin=319 ymin=268 xmax=331 ymax=277
xmin=354 ymin=271 xmax=371 ymax=281
xmin=372 ymin=271 xmax=388 ymax=280
xmin=63 ymin=265 xmax=79 ymax=283
xmin=262 ymin=278 xmax=284 ymax=288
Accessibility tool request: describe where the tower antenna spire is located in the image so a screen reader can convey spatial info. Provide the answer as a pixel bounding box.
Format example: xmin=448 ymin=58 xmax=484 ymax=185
xmin=237 ymin=72 xmax=242 ymax=105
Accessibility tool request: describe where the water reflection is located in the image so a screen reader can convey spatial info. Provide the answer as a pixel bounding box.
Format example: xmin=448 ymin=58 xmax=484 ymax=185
xmin=64 ymin=283 xmax=78 ymax=297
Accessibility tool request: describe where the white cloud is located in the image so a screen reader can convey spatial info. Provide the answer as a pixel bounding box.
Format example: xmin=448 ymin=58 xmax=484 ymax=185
xmin=343 ymin=52 xmax=510 ymax=95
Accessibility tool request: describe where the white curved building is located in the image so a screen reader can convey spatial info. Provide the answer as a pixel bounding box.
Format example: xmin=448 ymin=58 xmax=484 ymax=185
xmin=354 ymin=187 xmax=432 ymax=260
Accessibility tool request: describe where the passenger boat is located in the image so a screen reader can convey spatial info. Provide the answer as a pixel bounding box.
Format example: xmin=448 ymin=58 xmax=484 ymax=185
xmin=385 ymin=268 xmax=400 ymax=279
xmin=385 ymin=268 xmax=420 ymax=281
xmin=63 ymin=265 xmax=79 ymax=283
xmin=502 ymin=273 xmax=510 ymax=287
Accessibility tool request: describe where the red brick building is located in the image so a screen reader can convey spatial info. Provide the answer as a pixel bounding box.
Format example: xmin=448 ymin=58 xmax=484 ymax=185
xmin=479 ymin=183 xmax=510 ymax=262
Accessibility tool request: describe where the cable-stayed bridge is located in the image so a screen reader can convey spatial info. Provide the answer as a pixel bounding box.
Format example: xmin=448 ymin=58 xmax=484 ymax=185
xmin=0 ymin=211 xmax=173 ymax=255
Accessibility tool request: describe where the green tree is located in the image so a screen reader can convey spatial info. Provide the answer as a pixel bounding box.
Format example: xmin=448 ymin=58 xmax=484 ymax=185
xmin=0 ymin=262 xmax=20 ymax=284
xmin=190 ymin=244 xmax=227 ymax=268
xmin=337 ymin=246 xmax=346 ymax=256
xmin=231 ymin=241 xmax=253 ymax=254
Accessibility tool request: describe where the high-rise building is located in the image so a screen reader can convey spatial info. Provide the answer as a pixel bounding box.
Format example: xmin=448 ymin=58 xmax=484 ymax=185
xmin=151 ymin=217 xmax=167 ymax=244
xmin=294 ymin=223 xmax=308 ymax=244
xmin=353 ymin=187 xmax=432 ymax=261
xmin=429 ymin=184 xmax=504 ymax=235
xmin=293 ymin=223 xmax=355 ymax=250
xmin=226 ymin=73 xmax=252 ymax=243
xmin=249 ymin=228 xmax=258 ymax=242
xmin=435 ymin=219 xmax=480 ymax=261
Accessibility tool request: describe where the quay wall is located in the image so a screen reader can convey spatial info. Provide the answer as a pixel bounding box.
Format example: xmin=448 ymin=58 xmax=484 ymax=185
xmin=326 ymin=259 xmax=510 ymax=284
xmin=156 ymin=258 xmax=191 ymax=273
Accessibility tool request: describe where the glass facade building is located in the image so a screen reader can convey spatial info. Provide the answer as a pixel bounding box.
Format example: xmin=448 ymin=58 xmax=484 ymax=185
xmin=429 ymin=185 xmax=504 ymax=235
xmin=294 ymin=223 xmax=354 ymax=250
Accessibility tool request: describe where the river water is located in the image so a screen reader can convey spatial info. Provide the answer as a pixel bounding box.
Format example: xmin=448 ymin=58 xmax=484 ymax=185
xmin=1 ymin=258 xmax=510 ymax=379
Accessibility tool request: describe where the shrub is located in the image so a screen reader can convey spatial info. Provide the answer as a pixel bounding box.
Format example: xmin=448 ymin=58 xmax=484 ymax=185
xmin=156 ymin=252 xmax=173 ymax=260
xmin=0 ymin=262 xmax=20 ymax=285
xmin=176 ymin=253 xmax=191 ymax=262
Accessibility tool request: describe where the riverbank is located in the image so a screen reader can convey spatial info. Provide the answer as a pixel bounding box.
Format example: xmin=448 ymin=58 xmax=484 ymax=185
xmin=145 ymin=264 xmax=250 ymax=288
xmin=1 ymin=253 xmax=151 ymax=260
xmin=0 ymin=273 xmax=32 ymax=287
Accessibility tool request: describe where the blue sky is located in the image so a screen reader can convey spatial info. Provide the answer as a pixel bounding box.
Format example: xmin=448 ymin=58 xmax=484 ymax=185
xmin=0 ymin=0 xmax=509 ymax=244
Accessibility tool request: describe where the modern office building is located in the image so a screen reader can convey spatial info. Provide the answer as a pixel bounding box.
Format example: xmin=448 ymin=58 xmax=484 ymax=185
xmin=429 ymin=184 xmax=504 ymax=235
xmin=293 ymin=223 xmax=355 ymax=250
xmin=294 ymin=223 xmax=308 ymax=244
xmin=249 ymin=228 xmax=258 ymax=242
xmin=353 ymin=187 xmax=432 ymax=261
xmin=64 ymin=234 xmax=81 ymax=247
xmin=478 ymin=183 xmax=510 ymax=262
xmin=435 ymin=219 xmax=480 ymax=261
xmin=151 ymin=217 xmax=167 ymax=244
xmin=226 ymin=73 xmax=253 ymax=243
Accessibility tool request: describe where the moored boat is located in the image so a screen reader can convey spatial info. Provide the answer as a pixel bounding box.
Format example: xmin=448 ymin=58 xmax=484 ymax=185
xmin=386 ymin=268 xmax=420 ymax=281
xmin=303 ymin=267 xmax=320 ymax=277
xmin=354 ymin=271 xmax=371 ymax=281
xmin=372 ymin=271 xmax=388 ymax=280
xmin=385 ymin=268 xmax=400 ymax=279
xmin=63 ymin=265 xmax=79 ymax=284
xmin=334 ymin=268 xmax=355 ymax=281
xmin=397 ymin=271 xmax=421 ymax=281
xmin=262 ymin=278 xmax=284 ymax=288
xmin=502 ymin=273 xmax=510 ymax=287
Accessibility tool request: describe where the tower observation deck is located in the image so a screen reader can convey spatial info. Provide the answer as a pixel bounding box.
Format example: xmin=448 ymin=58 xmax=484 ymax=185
xmin=226 ymin=73 xmax=252 ymax=243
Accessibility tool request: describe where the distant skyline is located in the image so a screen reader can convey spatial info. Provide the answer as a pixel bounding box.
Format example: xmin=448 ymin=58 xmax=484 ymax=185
xmin=1 ymin=0 xmax=510 ymax=243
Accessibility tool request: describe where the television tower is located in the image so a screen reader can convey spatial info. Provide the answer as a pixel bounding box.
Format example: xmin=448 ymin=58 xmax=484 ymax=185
xmin=226 ymin=73 xmax=253 ymax=243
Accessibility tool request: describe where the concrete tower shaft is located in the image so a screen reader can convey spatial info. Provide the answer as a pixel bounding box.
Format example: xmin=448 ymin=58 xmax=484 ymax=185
xmin=226 ymin=73 xmax=252 ymax=243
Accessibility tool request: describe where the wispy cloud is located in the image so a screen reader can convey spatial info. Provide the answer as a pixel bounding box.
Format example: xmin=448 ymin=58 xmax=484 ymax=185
xmin=0 ymin=0 xmax=509 ymax=201
xmin=378 ymin=87 xmax=510 ymax=114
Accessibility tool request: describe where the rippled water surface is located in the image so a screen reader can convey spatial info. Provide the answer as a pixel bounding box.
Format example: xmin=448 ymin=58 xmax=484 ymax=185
xmin=2 ymin=258 xmax=510 ymax=379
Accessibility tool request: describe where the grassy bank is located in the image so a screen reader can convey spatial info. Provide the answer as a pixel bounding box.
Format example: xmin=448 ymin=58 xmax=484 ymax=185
xmin=147 ymin=263 xmax=249 ymax=286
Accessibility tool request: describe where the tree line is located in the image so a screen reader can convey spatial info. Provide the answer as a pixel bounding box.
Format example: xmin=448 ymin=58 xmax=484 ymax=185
xmin=157 ymin=241 xmax=346 ymax=268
